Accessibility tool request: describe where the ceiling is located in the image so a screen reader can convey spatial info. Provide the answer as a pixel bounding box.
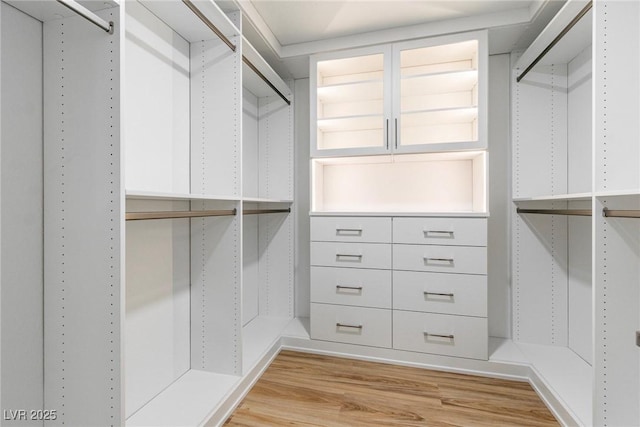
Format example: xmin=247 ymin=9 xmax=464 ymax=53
xmin=235 ymin=0 xmax=566 ymax=79
xmin=251 ymin=0 xmax=533 ymax=46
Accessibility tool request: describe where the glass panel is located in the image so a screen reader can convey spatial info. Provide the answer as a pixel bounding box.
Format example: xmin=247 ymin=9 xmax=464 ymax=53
xmin=399 ymin=40 xmax=478 ymax=146
xmin=316 ymin=54 xmax=385 ymax=150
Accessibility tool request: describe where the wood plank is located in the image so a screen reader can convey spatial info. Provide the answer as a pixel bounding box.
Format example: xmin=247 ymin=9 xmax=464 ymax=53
xmin=225 ymin=350 xmax=559 ymax=426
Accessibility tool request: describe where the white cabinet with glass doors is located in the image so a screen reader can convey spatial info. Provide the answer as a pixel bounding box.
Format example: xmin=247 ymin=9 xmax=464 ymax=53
xmin=310 ymin=31 xmax=487 ymax=157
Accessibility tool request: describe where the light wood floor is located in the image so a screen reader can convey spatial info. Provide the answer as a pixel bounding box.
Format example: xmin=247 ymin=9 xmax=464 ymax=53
xmin=225 ymin=350 xmax=559 ymax=426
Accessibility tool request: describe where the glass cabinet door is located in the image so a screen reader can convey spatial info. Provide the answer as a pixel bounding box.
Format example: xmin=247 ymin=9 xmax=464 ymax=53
xmin=393 ymin=32 xmax=486 ymax=152
xmin=312 ymin=46 xmax=392 ymax=156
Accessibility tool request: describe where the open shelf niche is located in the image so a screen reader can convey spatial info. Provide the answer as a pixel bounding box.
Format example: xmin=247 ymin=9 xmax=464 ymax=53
xmin=312 ymin=151 xmax=486 ymax=214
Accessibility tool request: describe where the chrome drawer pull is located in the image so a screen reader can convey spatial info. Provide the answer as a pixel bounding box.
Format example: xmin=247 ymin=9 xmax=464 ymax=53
xmin=424 ymin=257 xmax=454 ymax=263
xmin=424 ymin=230 xmax=454 ymax=236
xmin=336 ymin=253 xmax=363 ymax=259
xmin=424 ymin=332 xmax=454 ymax=339
xmin=336 ymin=323 xmax=363 ymax=329
xmin=336 ymin=285 xmax=363 ymax=291
xmin=424 ymin=291 xmax=454 ymax=297
xmin=336 ymin=228 xmax=363 ymax=236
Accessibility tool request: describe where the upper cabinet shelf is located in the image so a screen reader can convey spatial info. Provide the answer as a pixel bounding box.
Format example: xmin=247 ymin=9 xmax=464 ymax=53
xmin=310 ymin=31 xmax=487 ymax=157
xmin=138 ymin=0 xmax=239 ymax=43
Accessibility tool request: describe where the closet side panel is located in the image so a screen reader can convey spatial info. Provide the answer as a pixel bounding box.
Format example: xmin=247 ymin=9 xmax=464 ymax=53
xmin=512 ymin=210 xmax=568 ymax=345
xmin=594 ymin=1 xmax=640 ymax=193
xmin=125 ymin=201 xmax=190 ymax=418
xmin=512 ymin=60 xmax=568 ymax=199
xmin=43 ymin=9 xmax=123 ymax=426
xmin=243 ymin=89 xmax=259 ymax=198
xmin=487 ymin=54 xmax=511 ymax=338
xmin=294 ymin=78 xmax=310 ymax=319
xmin=258 ymin=213 xmax=293 ymax=318
xmin=191 ymin=37 xmax=241 ymax=197
xmin=124 ymin=0 xmax=190 ymax=194
xmin=258 ymin=94 xmax=293 ymax=201
xmin=567 ymin=47 xmax=592 ymax=194
xmin=1 ymin=4 xmax=43 ymax=421
xmin=190 ymin=204 xmax=241 ymax=375
xmin=243 ymin=214 xmax=259 ymax=325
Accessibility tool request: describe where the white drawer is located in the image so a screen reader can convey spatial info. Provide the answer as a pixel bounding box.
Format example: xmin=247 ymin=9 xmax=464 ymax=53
xmin=310 ymin=303 xmax=391 ymax=348
xmin=311 ymin=267 xmax=392 ymax=309
xmin=311 ymin=216 xmax=391 ymax=243
xmin=393 ymin=311 xmax=488 ymax=360
xmin=311 ymin=242 xmax=391 ymax=269
xmin=393 ymin=271 xmax=487 ymax=317
xmin=393 ymin=217 xmax=487 ymax=246
xmin=393 ymin=244 xmax=486 ymax=275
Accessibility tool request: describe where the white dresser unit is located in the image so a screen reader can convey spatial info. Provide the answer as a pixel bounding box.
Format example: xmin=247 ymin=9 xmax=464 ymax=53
xmin=310 ymin=215 xmax=488 ymax=360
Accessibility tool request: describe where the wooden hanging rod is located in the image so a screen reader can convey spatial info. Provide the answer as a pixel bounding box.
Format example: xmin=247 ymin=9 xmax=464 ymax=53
xmin=243 ymin=56 xmax=291 ymax=105
xmin=126 ymin=208 xmax=237 ymax=221
xmin=516 ymin=0 xmax=592 ymax=83
xmin=517 ymin=208 xmax=592 ymax=216
xmin=602 ymin=208 xmax=640 ymax=219
xmin=243 ymin=208 xmax=291 ymax=215
xmin=182 ymin=0 xmax=237 ymax=52
xmin=56 ymin=0 xmax=114 ymax=34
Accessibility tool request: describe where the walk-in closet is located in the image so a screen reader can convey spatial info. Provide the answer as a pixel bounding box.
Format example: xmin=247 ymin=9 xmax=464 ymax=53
xmin=1 ymin=0 xmax=639 ymax=426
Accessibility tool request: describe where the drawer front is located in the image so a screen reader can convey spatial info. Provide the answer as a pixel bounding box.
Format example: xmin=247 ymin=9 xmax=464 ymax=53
xmin=393 ymin=311 xmax=488 ymax=360
xmin=311 ymin=242 xmax=391 ymax=269
xmin=311 ymin=267 xmax=392 ymax=309
xmin=311 ymin=216 xmax=391 ymax=243
xmin=311 ymin=303 xmax=391 ymax=348
xmin=393 ymin=271 xmax=487 ymax=317
xmin=393 ymin=217 xmax=487 ymax=246
xmin=393 ymin=244 xmax=486 ymax=275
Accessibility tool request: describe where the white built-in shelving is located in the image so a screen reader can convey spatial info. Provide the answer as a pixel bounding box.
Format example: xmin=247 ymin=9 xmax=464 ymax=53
xmin=0 ymin=0 xmax=294 ymax=425
xmin=511 ymin=1 xmax=640 ymax=426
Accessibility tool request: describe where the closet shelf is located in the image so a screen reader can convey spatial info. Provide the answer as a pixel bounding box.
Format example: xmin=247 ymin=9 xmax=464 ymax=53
xmin=126 ymin=190 xmax=241 ymax=202
xmin=401 ymin=105 xmax=477 ymax=118
xmin=513 ymin=192 xmax=592 ymax=202
xmin=137 ymin=0 xmax=239 ymax=43
xmin=125 ymin=369 xmax=240 ymax=427
xmin=595 ymin=189 xmax=640 ymax=198
xmin=317 ymin=115 xmax=383 ymax=132
xmin=242 ymin=38 xmax=291 ymax=104
xmin=515 ymin=0 xmax=592 ymax=81
xmin=4 ymin=0 xmax=118 ymax=22
xmin=317 ymin=81 xmax=383 ymax=104
xmin=310 ymin=211 xmax=489 ymax=218
xmin=243 ymin=197 xmax=293 ymax=204
xmin=400 ymin=107 xmax=477 ymax=126
xmin=401 ymin=70 xmax=477 ymax=95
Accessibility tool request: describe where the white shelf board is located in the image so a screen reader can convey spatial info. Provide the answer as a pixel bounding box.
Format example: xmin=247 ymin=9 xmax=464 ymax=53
xmin=515 ymin=342 xmax=593 ymax=427
xmin=242 ymin=316 xmax=291 ymax=371
xmin=513 ymin=192 xmax=592 ymax=202
xmin=282 ymin=317 xmax=311 ymax=339
xmin=401 ymin=70 xmax=477 ymax=95
xmin=242 ymin=197 xmax=293 ymax=204
xmin=515 ymin=0 xmax=592 ymax=72
xmin=242 ymin=37 xmax=291 ymax=101
xmin=126 ymin=190 xmax=240 ymax=202
xmin=401 ymin=107 xmax=477 ymax=126
xmin=488 ymin=337 xmax=529 ymax=364
xmin=594 ymin=189 xmax=640 ymax=198
xmin=317 ymin=115 xmax=383 ymax=132
xmin=126 ymin=369 xmax=239 ymax=427
xmin=4 ymin=0 xmax=118 ymax=22
xmin=317 ymin=80 xmax=384 ymax=104
xmin=310 ymin=211 xmax=489 ymax=218
xmin=138 ymin=0 xmax=239 ymax=43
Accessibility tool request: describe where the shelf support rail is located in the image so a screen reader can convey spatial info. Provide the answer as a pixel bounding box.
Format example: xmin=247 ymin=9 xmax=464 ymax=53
xmin=243 ymin=56 xmax=291 ymax=105
xmin=126 ymin=208 xmax=237 ymax=221
xmin=602 ymin=208 xmax=640 ymax=219
xmin=56 ymin=0 xmax=114 ymax=34
xmin=516 ymin=0 xmax=592 ymax=83
xmin=182 ymin=0 xmax=237 ymax=52
xmin=243 ymin=208 xmax=291 ymax=215
xmin=517 ymin=208 xmax=592 ymax=216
